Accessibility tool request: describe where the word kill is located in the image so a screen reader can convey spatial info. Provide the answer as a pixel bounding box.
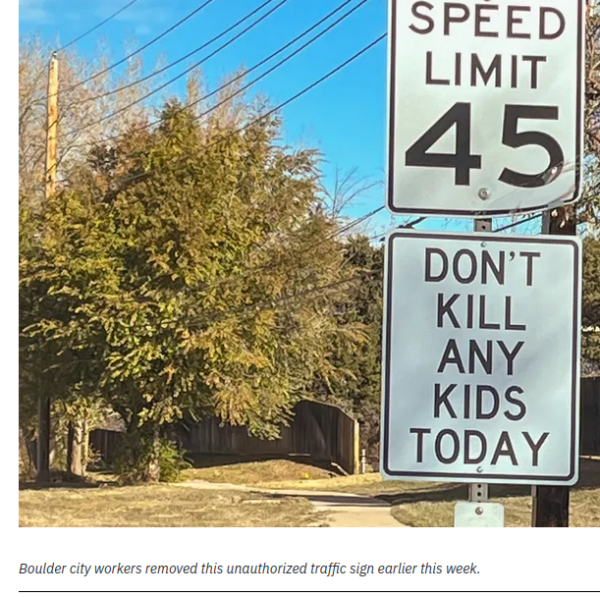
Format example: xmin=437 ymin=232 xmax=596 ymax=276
xmin=408 ymin=2 xmax=567 ymax=89
xmin=412 ymin=242 xmax=550 ymax=468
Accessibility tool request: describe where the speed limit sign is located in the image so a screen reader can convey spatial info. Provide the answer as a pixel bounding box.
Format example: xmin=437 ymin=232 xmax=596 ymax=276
xmin=387 ymin=0 xmax=585 ymax=216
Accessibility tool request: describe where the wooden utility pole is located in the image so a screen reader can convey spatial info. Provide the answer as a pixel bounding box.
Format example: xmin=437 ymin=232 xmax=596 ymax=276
xmin=37 ymin=52 xmax=59 ymax=484
xmin=45 ymin=53 xmax=58 ymax=199
xmin=531 ymin=206 xmax=577 ymax=527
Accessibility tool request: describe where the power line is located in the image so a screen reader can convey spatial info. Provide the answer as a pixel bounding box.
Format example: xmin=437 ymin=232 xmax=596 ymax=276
xmin=493 ymin=213 xmax=543 ymax=233
xmin=337 ymin=205 xmax=384 ymax=236
xmin=68 ymin=0 xmax=363 ymax=149
xmin=68 ymin=0 xmax=290 ymax=135
xmin=56 ymin=34 xmax=388 ymax=303
xmin=73 ymin=0 xmax=277 ymax=106
xmin=404 ymin=216 xmax=427 ymax=229
xmin=49 ymin=33 xmax=390 ymax=340
xmin=164 ymin=205 xmax=413 ymax=306
xmin=114 ymin=32 xmax=387 ymax=188
xmin=55 ymin=0 xmax=141 ymax=53
xmin=221 ymin=209 xmax=553 ymax=330
xmin=189 ymin=203 xmax=390 ymax=301
xmin=369 ymin=216 xmax=428 ymax=241
xmin=64 ymin=35 xmax=388 ymax=301
xmin=189 ymin=271 xmax=372 ymax=330
xmin=51 ymin=0 xmax=217 ymax=98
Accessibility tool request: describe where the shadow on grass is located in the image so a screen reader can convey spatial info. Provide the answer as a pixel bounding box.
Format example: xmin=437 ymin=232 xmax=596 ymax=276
xmin=376 ymin=458 xmax=600 ymax=506
xmin=262 ymin=492 xmax=391 ymax=508
xmin=18 ymin=454 xmax=338 ymax=491
xmin=19 ymin=471 xmax=119 ymax=491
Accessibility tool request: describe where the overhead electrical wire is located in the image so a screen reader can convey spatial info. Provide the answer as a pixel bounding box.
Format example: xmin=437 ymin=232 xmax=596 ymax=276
xmin=105 ymin=32 xmax=388 ymax=188
xmin=67 ymin=0 xmax=364 ymax=148
xmin=402 ymin=215 xmax=428 ymax=229
xmin=52 ymin=34 xmax=389 ymax=300
xmin=52 ymin=24 xmax=391 ymax=328
xmin=192 ymin=215 xmax=434 ymax=327
xmin=367 ymin=212 xmax=547 ymax=240
xmin=191 ymin=202 xmax=391 ymax=300
xmin=71 ymin=0 xmax=369 ymax=148
xmin=55 ymin=0 xmax=141 ymax=53
xmin=493 ymin=213 xmax=543 ymax=233
xmin=369 ymin=216 xmax=428 ymax=241
xmin=49 ymin=0 xmax=217 ymax=98
xmin=188 ymin=271 xmax=373 ymax=331
xmin=76 ymin=0 xmax=278 ymax=105
xmin=337 ymin=205 xmax=385 ymax=236
xmin=69 ymin=0 xmax=291 ymax=135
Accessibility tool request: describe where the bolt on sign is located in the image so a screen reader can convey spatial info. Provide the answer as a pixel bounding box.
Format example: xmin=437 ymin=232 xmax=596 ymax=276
xmin=386 ymin=0 xmax=585 ymax=216
xmin=380 ymin=230 xmax=581 ymax=485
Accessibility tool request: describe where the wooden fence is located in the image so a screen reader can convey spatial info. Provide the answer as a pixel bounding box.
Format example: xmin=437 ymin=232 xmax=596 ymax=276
xmin=88 ymin=427 xmax=123 ymax=467
xmin=581 ymin=377 xmax=600 ymax=456
xmin=88 ymin=380 xmax=600 ymax=472
xmin=176 ymin=401 xmax=360 ymax=474
xmin=89 ymin=401 xmax=360 ymax=474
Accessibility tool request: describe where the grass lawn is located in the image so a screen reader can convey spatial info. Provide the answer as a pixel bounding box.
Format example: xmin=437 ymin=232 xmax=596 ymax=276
xmin=247 ymin=457 xmax=600 ymax=527
xmin=19 ymin=485 xmax=325 ymax=527
xmin=253 ymin=473 xmax=445 ymax=495
xmin=20 ymin=457 xmax=600 ymax=527
xmin=181 ymin=456 xmax=333 ymax=485
xmin=386 ymin=457 xmax=600 ymax=527
xmin=389 ymin=488 xmax=600 ymax=527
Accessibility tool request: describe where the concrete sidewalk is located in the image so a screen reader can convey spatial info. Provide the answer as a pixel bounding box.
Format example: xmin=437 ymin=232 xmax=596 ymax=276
xmin=175 ymin=480 xmax=403 ymax=527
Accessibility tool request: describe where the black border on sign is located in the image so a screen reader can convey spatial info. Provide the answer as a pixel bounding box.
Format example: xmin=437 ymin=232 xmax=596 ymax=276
xmin=386 ymin=0 xmax=585 ymax=217
xmin=381 ymin=231 xmax=580 ymax=482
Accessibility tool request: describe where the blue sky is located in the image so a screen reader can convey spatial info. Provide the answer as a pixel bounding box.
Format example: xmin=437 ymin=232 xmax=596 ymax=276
xmin=18 ymin=0 xmax=538 ymax=237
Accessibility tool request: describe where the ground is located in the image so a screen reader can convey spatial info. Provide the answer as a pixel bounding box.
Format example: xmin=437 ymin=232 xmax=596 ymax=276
xmin=182 ymin=456 xmax=334 ymax=485
xmin=18 ymin=484 xmax=325 ymax=527
xmin=18 ymin=457 xmax=600 ymax=527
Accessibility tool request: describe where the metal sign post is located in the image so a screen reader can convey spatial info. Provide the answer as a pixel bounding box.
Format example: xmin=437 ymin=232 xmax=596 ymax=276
xmin=470 ymin=217 xmax=492 ymax=510
xmin=457 ymin=478 xmax=503 ymax=527
xmin=468 ymin=482 xmax=488 ymax=503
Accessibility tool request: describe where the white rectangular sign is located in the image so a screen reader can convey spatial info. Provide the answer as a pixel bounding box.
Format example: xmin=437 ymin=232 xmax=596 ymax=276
xmin=387 ymin=0 xmax=585 ymax=216
xmin=454 ymin=502 xmax=505 ymax=527
xmin=380 ymin=230 xmax=581 ymax=485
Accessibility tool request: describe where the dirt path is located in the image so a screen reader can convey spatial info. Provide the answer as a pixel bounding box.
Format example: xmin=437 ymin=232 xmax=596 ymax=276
xmin=175 ymin=480 xmax=403 ymax=527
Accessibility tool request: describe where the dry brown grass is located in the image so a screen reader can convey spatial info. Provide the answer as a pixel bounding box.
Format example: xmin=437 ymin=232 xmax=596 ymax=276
xmin=20 ymin=458 xmax=599 ymax=527
xmin=251 ymin=458 xmax=600 ymax=527
xmin=386 ymin=458 xmax=600 ymax=527
xmin=390 ymin=488 xmax=600 ymax=527
xmin=253 ymin=472 xmax=431 ymax=494
xmin=181 ymin=458 xmax=333 ymax=485
xmin=19 ymin=485 xmax=325 ymax=527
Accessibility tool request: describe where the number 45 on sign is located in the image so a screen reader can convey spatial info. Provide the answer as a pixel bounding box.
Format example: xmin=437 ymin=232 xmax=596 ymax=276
xmin=387 ymin=0 xmax=585 ymax=217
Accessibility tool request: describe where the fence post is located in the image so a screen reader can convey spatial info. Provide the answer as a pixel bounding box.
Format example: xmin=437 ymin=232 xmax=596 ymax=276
xmin=353 ymin=419 xmax=361 ymax=475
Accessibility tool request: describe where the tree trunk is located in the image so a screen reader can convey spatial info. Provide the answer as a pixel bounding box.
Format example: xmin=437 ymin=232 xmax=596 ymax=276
xmin=66 ymin=421 xmax=86 ymax=478
xmin=117 ymin=418 xmax=162 ymax=484
xmin=36 ymin=387 xmax=51 ymax=483
xmin=66 ymin=423 xmax=74 ymax=473
xmin=145 ymin=426 xmax=161 ymax=483
xmin=19 ymin=427 xmax=37 ymax=479
xmin=81 ymin=421 xmax=89 ymax=476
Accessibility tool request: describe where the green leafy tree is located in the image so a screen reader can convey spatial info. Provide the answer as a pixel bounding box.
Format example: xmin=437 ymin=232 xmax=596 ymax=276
xmin=312 ymin=235 xmax=383 ymax=463
xmin=581 ymin=1 xmax=600 ymax=225
xmin=20 ymin=97 xmax=363 ymax=482
xmin=583 ymin=236 xmax=600 ymax=364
